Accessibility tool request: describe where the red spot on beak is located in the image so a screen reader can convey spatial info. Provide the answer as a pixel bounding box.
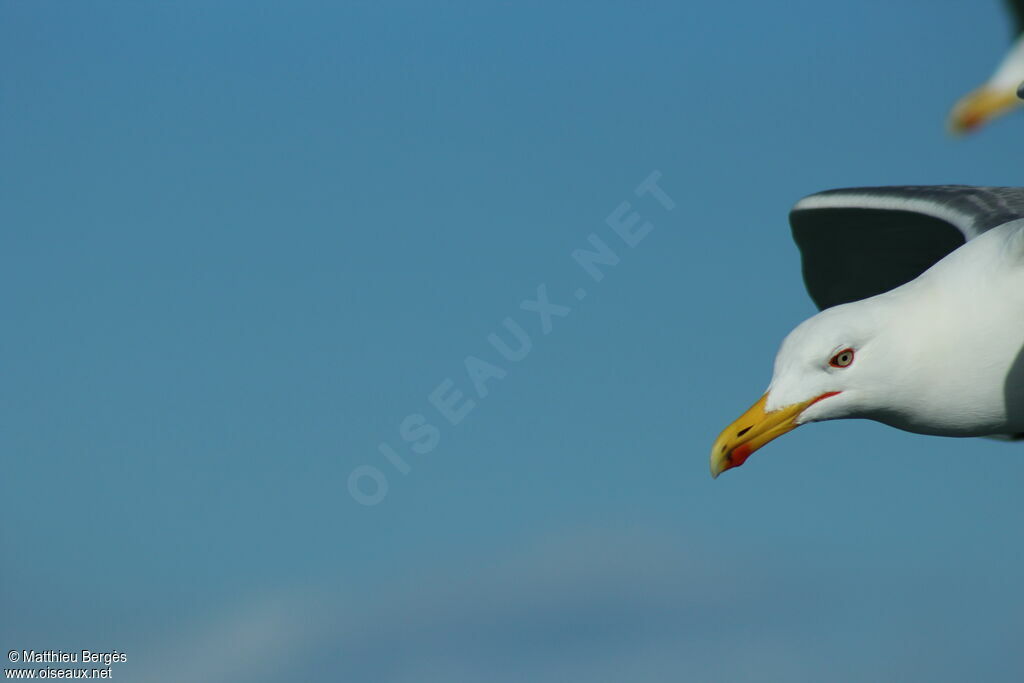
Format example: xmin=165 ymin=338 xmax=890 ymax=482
xmin=730 ymin=443 xmax=753 ymax=468
xmin=959 ymin=112 xmax=983 ymax=131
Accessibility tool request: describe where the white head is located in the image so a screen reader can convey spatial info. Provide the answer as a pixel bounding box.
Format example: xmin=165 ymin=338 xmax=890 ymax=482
xmin=710 ymin=265 xmax=1020 ymax=477
xmin=709 ymin=298 xmax=904 ymax=477
xmin=948 ymin=34 xmax=1024 ymax=134
xmin=763 ymin=299 xmax=900 ymax=424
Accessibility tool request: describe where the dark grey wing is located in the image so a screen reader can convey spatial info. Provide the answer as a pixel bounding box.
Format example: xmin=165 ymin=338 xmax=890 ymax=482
xmin=789 ymin=185 xmax=1024 ymax=310
xmin=1006 ymin=0 xmax=1024 ymax=38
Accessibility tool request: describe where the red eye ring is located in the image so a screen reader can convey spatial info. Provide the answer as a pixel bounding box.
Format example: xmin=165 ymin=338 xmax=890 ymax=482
xmin=829 ymin=348 xmax=855 ymax=368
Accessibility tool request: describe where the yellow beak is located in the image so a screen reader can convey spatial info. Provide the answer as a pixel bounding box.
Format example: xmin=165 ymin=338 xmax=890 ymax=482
xmin=710 ymin=392 xmax=838 ymax=478
xmin=948 ymin=86 xmax=1021 ymax=134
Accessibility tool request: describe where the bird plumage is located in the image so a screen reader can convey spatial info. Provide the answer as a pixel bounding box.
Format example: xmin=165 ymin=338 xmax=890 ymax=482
xmin=790 ymin=186 xmax=1024 ymax=309
xmin=711 ymin=186 xmax=1024 ymax=477
xmin=948 ymin=2 xmax=1024 ymax=133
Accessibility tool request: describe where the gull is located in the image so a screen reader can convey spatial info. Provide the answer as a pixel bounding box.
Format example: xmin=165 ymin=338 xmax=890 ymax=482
xmin=711 ymin=185 xmax=1024 ymax=478
xmin=948 ymin=0 xmax=1024 ymax=133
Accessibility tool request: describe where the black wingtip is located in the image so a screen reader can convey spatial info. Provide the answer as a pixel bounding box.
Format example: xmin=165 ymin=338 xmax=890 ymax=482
xmin=1018 ymin=81 xmax=1024 ymax=101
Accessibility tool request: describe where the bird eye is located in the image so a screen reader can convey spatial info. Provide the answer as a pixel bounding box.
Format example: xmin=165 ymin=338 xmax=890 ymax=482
xmin=829 ymin=348 xmax=854 ymax=368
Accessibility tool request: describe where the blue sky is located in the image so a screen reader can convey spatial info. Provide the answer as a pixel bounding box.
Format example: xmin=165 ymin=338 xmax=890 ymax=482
xmin=3 ymin=1 xmax=1023 ymax=681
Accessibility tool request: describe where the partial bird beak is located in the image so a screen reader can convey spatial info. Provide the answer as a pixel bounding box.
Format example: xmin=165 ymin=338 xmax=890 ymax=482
xmin=710 ymin=392 xmax=838 ymax=478
xmin=948 ymin=86 xmax=1021 ymax=134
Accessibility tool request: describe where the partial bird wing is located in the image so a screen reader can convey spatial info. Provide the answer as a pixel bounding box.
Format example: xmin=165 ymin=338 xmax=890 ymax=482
xmin=1006 ymin=0 xmax=1024 ymax=38
xmin=790 ymin=185 xmax=1024 ymax=310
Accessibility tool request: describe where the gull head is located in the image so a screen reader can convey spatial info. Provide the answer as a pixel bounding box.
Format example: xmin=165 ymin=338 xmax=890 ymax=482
xmin=710 ymin=298 xmax=904 ymax=478
xmin=948 ymin=36 xmax=1024 ymax=134
xmin=710 ymin=220 xmax=1024 ymax=478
